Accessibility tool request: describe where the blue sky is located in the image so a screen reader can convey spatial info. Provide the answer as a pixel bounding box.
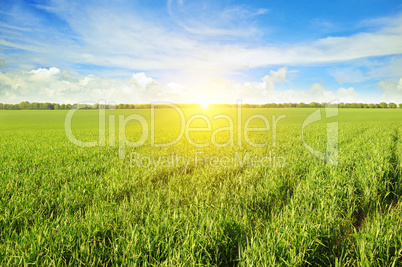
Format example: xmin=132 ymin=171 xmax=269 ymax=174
xmin=1 ymin=0 xmax=402 ymax=104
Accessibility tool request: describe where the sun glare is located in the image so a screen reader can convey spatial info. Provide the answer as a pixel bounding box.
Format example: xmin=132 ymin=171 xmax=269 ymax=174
xmin=201 ymin=102 xmax=209 ymax=109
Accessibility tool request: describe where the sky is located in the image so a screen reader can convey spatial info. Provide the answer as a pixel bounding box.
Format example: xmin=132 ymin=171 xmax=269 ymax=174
xmin=0 ymin=0 xmax=402 ymax=104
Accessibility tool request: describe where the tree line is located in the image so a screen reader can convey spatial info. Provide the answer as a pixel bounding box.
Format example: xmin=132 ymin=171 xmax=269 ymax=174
xmin=0 ymin=101 xmax=401 ymax=110
xmin=261 ymin=102 xmax=401 ymax=109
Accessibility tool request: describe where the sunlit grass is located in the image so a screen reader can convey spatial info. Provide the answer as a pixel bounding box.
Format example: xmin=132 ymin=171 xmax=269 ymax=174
xmin=0 ymin=108 xmax=401 ymax=265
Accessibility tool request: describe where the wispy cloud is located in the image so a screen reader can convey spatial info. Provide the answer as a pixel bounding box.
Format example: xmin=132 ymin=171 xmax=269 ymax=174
xmin=167 ymin=0 xmax=267 ymax=38
xmin=0 ymin=22 xmax=32 ymax=32
xmin=2 ymin=0 xmax=401 ymax=76
xmin=0 ymin=1 xmax=401 ymax=103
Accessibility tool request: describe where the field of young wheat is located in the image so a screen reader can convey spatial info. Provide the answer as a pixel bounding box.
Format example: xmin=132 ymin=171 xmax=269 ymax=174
xmin=0 ymin=108 xmax=401 ymax=266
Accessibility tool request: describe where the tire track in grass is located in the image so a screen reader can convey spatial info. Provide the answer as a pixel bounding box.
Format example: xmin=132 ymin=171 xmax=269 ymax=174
xmin=349 ymin=127 xmax=402 ymax=266
xmin=353 ymin=127 xmax=400 ymax=233
xmin=385 ymin=127 xmax=401 ymax=205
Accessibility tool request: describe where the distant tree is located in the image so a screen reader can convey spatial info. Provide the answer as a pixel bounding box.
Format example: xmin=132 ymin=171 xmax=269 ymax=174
xmin=8 ymin=104 xmax=19 ymax=110
xmin=29 ymin=102 xmax=39 ymax=110
xmin=328 ymin=102 xmax=339 ymax=108
xmin=4 ymin=101 xmax=399 ymax=110
xmin=379 ymin=102 xmax=387 ymax=108
xmin=18 ymin=101 xmax=30 ymax=110
xmin=108 ymin=104 xmax=117 ymax=110
xmin=297 ymin=102 xmax=306 ymax=108
xmin=41 ymin=102 xmax=54 ymax=110
xmin=388 ymin=102 xmax=397 ymax=109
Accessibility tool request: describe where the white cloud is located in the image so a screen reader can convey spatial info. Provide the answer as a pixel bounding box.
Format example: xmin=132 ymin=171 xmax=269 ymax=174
xmin=260 ymin=83 xmax=359 ymax=104
xmin=183 ymin=67 xmax=359 ymax=104
xmin=130 ymin=72 xmax=155 ymax=87
xmin=0 ymin=66 xmax=361 ymax=104
xmin=336 ymin=87 xmax=359 ymax=103
xmin=210 ymin=30 xmax=402 ymax=70
xmin=156 ymin=82 xmax=189 ymax=103
xmin=0 ymin=67 xmax=162 ymax=104
xmin=29 ymin=67 xmax=61 ymax=80
xmin=163 ymin=83 xmax=187 ymax=96
xmin=2 ymin=1 xmax=402 ymax=78
xmin=378 ymin=78 xmax=402 ymax=103
xmin=261 ymin=66 xmax=287 ymax=92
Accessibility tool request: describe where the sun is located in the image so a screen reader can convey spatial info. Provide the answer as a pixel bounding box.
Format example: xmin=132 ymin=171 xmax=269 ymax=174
xmin=196 ymin=95 xmax=210 ymax=109
xmin=201 ymin=102 xmax=209 ymax=109
xmin=199 ymin=98 xmax=209 ymax=109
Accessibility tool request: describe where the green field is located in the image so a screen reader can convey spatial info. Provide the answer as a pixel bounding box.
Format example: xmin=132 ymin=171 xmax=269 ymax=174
xmin=0 ymin=108 xmax=401 ymax=265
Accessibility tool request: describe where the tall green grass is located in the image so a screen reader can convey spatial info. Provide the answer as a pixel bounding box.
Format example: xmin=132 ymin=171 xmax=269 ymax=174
xmin=0 ymin=108 xmax=401 ymax=265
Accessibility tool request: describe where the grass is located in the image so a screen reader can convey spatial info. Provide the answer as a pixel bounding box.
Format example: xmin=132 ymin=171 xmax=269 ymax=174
xmin=0 ymin=108 xmax=401 ymax=265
